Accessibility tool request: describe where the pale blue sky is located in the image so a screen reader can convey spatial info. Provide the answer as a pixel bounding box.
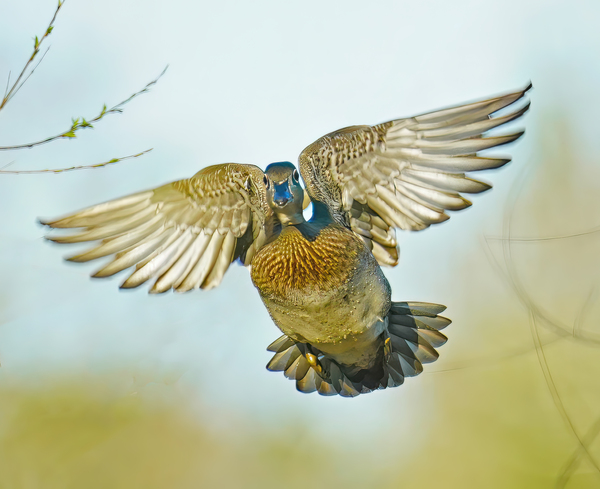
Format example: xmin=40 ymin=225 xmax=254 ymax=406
xmin=1 ymin=0 xmax=599 ymax=449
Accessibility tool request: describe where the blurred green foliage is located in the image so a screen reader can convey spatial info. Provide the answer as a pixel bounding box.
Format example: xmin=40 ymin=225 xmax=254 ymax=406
xmin=0 ymin=350 xmax=598 ymax=489
xmin=0 ymin=377 xmax=386 ymax=489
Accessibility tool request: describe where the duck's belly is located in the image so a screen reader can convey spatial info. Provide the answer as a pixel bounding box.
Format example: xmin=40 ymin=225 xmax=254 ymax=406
xmin=251 ymin=224 xmax=391 ymax=367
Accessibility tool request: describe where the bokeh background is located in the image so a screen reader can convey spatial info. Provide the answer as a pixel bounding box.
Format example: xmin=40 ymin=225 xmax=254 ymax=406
xmin=1 ymin=0 xmax=599 ymax=487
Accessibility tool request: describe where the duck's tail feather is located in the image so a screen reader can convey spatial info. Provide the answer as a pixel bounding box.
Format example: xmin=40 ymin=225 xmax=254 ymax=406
xmin=265 ymin=301 xmax=451 ymax=397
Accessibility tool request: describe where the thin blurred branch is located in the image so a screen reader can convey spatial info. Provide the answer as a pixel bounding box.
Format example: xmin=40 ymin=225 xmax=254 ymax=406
xmin=483 ymin=233 xmax=600 ymax=346
xmin=0 ymin=160 xmax=17 ymax=171
xmin=427 ymin=332 xmax=564 ymax=374
xmin=432 ymin=240 xmax=599 ymax=373
xmin=526 ymin=308 xmax=600 ymax=487
xmin=558 ymin=416 xmax=600 ymax=487
xmin=485 ymin=167 xmax=600 ymax=487
xmin=500 ymin=221 xmax=598 ymax=480
xmin=486 ymin=226 xmax=600 ymax=242
xmin=555 ymin=286 xmax=600 ymax=487
xmin=482 ymin=154 xmax=600 ymax=343
xmin=0 ymin=149 xmax=152 ymax=174
xmin=573 ymin=286 xmax=597 ymax=339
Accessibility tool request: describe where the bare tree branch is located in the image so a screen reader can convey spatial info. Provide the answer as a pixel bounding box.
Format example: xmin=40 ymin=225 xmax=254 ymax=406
xmin=0 ymin=149 xmax=152 ymax=174
xmin=0 ymin=2 xmax=166 ymax=175
xmin=0 ymin=0 xmax=64 ymax=112
xmin=0 ymin=66 xmax=168 ymax=151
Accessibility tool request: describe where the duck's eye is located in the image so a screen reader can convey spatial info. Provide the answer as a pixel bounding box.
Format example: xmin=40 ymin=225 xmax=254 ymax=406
xmin=292 ymin=169 xmax=299 ymax=182
xmin=263 ymin=175 xmax=270 ymax=189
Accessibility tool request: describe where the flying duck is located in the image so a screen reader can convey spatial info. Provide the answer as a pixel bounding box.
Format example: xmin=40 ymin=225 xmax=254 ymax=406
xmin=42 ymin=84 xmax=531 ymax=396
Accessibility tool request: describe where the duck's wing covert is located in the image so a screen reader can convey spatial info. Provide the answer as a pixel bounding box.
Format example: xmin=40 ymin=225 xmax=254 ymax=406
xmin=298 ymin=84 xmax=531 ymax=266
xmin=42 ymin=163 xmax=272 ymax=292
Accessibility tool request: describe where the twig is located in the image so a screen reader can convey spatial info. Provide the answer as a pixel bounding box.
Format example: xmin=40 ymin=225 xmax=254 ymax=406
xmin=0 ymin=65 xmax=168 ymax=151
xmin=486 ymin=226 xmax=600 ymax=242
xmin=573 ymin=286 xmax=597 ymax=339
xmin=0 ymin=149 xmax=152 ymax=174
xmin=3 ymin=71 xmax=11 ymax=100
xmin=10 ymin=47 xmax=51 ymax=103
xmin=0 ymin=0 xmax=64 ymax=112
xmin=0 ymin=160 xmax=17 ymax=171
xmin=557 ymin=416 xmax=600 ymax=488
xmin=526 ymin=309 xmax=600 ymax=486
xmin=427 ymin=332 xmax=564 ymax=374
xmin=484 ymin=234 xmax=600 ymax=345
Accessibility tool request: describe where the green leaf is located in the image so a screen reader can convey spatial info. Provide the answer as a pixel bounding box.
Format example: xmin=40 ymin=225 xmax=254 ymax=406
xmin=63 ymin=131 xmax=77 ymax=138
xmin=47 ymin=26 xmax=54 ymax=35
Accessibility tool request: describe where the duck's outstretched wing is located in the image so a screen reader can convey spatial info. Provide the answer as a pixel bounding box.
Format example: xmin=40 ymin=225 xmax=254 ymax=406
xmin=299 ymin=84 xmax=531 ymax=266
xmin=41 ymin=163 xmax=272 ymax=293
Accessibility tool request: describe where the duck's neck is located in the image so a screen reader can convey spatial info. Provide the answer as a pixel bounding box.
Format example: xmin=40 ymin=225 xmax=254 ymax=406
xmin=277 ymin=211 xmax=305 ymax=226
xmin=273 ymin=201 xmax=335 ymax=242
xmin=308 ymin=201 xmax=335 ymax=225
xmin=277 ymin=201 xmax=333 ymax=228
xmin=276 ymin=201 xmax=334 ymax=242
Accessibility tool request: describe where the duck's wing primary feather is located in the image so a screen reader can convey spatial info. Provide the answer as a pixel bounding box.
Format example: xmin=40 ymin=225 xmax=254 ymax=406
xmin=41 ymin=163 xmax=272 ymax=292
xmin=298 ymin=84 xmax=531 ymax=266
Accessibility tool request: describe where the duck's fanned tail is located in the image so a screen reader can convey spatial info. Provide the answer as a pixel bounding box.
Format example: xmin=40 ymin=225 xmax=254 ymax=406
xmin=266 ymin=301 xmax=451 ymax=397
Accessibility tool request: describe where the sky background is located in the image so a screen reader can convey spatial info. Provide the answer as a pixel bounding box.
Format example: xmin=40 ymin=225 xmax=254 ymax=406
xmin=1 ymin=1 xmax=600 ymax=487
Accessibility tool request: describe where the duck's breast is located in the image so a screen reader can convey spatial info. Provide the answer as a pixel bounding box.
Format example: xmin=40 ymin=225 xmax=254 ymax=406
xmin=251 ymin=224 xmax=391 ymax=365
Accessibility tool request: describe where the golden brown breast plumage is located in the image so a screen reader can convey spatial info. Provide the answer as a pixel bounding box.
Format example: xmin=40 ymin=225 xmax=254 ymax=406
xmin=250 ymin=223 xmax=364 ymax=300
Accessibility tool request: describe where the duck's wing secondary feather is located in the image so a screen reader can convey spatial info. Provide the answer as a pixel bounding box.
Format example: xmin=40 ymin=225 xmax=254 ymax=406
xmin=299 ymin=83 xmax=531 ymax=266
xmin=41 ymin=163 xmax=272 ymax=292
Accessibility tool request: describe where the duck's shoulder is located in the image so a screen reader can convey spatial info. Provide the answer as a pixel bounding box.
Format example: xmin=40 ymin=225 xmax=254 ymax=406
xmin=251 ymin=221 xmax=365 ymax=294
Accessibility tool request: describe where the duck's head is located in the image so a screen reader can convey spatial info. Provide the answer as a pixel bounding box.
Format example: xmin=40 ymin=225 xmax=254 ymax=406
xmin=264 ymin=162 xmax=305 ymax=225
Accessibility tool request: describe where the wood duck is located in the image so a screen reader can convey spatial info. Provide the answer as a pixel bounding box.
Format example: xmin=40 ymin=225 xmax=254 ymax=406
xmin=42 ymin=84 xmax=531 ymax=397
